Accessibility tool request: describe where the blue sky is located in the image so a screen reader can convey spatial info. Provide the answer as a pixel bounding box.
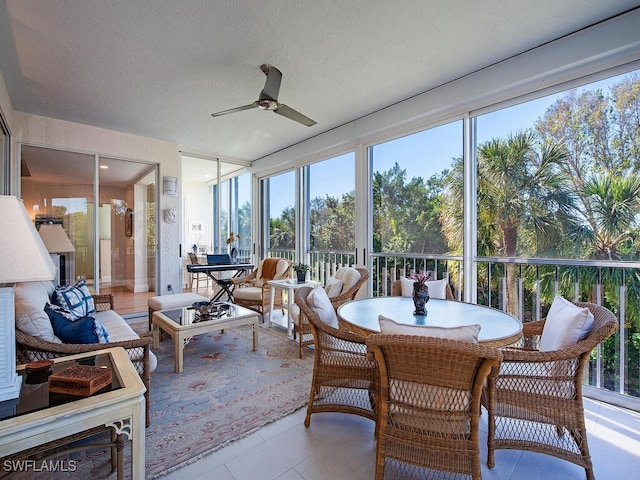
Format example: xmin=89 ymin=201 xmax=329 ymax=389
xmin=268 ymin=71 xmax=633 ymax=217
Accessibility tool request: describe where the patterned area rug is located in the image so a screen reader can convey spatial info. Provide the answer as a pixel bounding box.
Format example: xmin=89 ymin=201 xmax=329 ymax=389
xmin=11 ymin=322 xmax=313 ymax=479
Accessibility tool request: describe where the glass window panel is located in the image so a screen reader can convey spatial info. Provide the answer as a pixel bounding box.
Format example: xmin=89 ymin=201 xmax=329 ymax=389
xmin=370 ymin=121 xmax=462 ymax=254
xmin=236 ymin=172 xmax=251 ymax=259
xmin=265 ymin=171 xmax=295 ymax=257
xmin=307 ymin=152 xmax=355 ymax=252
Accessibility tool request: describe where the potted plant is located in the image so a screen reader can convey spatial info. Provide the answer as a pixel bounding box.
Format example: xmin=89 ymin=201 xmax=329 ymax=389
xmin=293 ymin=263 xmax=310 ymax=282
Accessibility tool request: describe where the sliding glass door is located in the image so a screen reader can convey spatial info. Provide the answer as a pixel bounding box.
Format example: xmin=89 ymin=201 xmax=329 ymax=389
xmin=19 ymin=145 xmax=157 ymax=302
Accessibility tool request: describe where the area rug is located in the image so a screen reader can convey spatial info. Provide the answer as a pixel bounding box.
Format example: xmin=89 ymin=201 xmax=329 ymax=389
xmin=14 ymin=323 xmax=314 ymax=479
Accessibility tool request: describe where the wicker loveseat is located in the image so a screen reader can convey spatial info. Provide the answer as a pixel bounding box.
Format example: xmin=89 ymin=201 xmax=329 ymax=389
xmin=13 ymin=281 xmax=156 ymax=426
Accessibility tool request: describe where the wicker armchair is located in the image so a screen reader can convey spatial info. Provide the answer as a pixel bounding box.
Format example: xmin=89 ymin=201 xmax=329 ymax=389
xmin=484 ymin=302 xmax=618 ymax=480
xmin=366 ymin=334 xmax=502 ymax=480
xmin=14 ymin=293 xmax=153 ymax=427
xmin=294 ymin=285 xmax=377 ymax=427
xmin=231 ymin=258 xmax=292 ymax=317
xmin=293 ymin=267 xmax=369 ymax=358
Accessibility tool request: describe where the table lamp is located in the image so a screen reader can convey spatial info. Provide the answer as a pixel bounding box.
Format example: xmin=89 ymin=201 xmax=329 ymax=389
xmin=0 ymin=196 xmax=56 ymax=402
xmin=38 ymin=223 xmax=76 ymax=285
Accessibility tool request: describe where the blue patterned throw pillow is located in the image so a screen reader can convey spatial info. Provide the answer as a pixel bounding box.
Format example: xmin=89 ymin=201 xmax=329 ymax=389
xmin=45 ymin=303 xmax=109 ymax=344
xmin=52 ymin=280 xmax=96 ymax=319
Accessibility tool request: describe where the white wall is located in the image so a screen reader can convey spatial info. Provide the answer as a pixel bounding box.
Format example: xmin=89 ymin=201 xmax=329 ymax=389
xmin=10 ymin=111 xmax=183 ymax=295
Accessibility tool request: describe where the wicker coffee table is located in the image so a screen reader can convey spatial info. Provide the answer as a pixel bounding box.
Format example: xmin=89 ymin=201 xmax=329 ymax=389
xmin=152 ymin=303 xmax=259 ymax=373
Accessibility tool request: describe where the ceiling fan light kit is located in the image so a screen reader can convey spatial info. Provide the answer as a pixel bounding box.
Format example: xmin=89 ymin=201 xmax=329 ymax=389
xmin=211 ymin=64 xmax=316 ymax=127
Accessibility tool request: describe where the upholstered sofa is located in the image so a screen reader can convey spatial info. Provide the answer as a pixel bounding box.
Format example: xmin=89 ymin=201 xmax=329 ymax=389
xmin=13 ymin=280 xmax=156 ymax=426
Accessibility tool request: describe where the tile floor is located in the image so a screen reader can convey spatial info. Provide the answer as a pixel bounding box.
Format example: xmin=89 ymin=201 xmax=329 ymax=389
xmin=155 ymin=315 xmax=640 ymax=480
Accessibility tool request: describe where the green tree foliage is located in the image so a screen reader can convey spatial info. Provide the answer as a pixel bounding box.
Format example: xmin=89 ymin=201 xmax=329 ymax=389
xmin=269 ymin=206 xmax=295 ymax=250
xmin=373 ymin=162 xmax=448 ymax=254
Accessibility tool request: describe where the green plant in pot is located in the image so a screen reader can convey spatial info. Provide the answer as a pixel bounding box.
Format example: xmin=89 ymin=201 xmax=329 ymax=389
xmin=293 ymin=263 xmax=310 ymax=282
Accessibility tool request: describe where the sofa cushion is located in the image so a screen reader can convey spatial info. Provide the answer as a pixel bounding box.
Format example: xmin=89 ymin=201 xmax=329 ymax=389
xmin=334 ymin=267 xmax=361 ymax=291
xmin=15 ymin=281 xmax=51 ymax=308
xmin=378 ymin=315 xmax=480 ymax=343
xmin=52 ymin=280 xmax=96 ymax=319
xmin=15 ymin=299 xmax=62 ymax=343
xmin=539 ymin=295 xmax=594 ymax=352
xmin=307 ymin=285 xmax=339 ymax=329
xmin=46 ymin=303 xmax=109 ymax=344
xmin=399 ymin=276 xmax=449 ymax=299
xmin=93 ymin=311 xmax=157 ymax=372
xmin=93 ymin=310 xmax=137 ymax=341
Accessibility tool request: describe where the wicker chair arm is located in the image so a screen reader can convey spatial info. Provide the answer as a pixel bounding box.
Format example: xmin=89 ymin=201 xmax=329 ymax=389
xmin=16 ymin=329 xmax=152 ymax=356
xmin=231 ymin=270 xmax=257 ymax=286
xmin=330 ymin=290 xmax=354 ymax=309
xmin=522 ymin=319 xmax=545 ymax=336
xmin=92 ymin=293 xmax=114 ymax=311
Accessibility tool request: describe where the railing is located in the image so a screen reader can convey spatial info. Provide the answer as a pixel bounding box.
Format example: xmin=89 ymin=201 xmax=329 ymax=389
xmin=267 ymin=248 xmax=639 ymax=401
xmin=372 ymin=252 xmax=639 ymax=401
xmin=267 ymin=249 xmax=355 ymax=284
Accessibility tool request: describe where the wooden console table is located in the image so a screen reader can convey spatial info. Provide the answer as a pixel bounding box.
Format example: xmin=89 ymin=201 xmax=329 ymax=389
xmin=0 ymin=347 xmax=146 ymax=479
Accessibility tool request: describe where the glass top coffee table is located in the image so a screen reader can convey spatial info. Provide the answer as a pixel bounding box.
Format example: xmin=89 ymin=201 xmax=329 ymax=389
xmin=151 ymin=302 xmax=260 ymax=373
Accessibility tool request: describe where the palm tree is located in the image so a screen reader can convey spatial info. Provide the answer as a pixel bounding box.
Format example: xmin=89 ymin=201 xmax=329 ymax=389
xmin=568 ymin=174 xmax=640 ymax=260
xmin=442 ymin=130 xmax=575 ymax=315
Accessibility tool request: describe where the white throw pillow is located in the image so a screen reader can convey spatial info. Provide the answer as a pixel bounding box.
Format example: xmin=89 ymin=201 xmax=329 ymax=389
xmin=378 ymin=315 xmax=480 ymax=343
xmin=539 ymin=295 xmax=594 ymax=352
xmin=324 ymin=278 xmax=343 ymax=298
xmin=399 ymin=277 xmax=449 ymax=299
xmin=306 ymin=285 xmax=339 ymax=329
xmin=334 ymin=267 xmax=361 ymax=291
xmin=15 ymin=299 xmax=62 ymax=343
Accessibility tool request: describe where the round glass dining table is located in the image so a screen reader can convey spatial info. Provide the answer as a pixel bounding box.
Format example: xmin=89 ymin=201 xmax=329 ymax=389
xmin=337 ymin=297 xmax=522 ymax=347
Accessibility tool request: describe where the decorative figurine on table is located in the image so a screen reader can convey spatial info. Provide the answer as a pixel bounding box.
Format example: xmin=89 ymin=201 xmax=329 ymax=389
xmin=226 ymin=232 xmax=241 ymax=263
xmin=409 ymin=271 xmax=432 ymax=316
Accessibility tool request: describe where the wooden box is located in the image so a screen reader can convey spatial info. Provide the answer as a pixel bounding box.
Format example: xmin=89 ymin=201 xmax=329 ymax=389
xmin=48 ymin=365 xmax=113 ymax=397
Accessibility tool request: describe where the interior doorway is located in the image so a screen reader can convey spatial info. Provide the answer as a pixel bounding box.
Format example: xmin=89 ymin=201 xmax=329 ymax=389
xmin=19 ymin=144 xmax=157 ymax=315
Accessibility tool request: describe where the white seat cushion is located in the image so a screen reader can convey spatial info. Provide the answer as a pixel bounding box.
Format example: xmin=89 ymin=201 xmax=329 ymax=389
xmin=399 ymin=276 xmax=449 ymax=299
xmin=232 ymin=286 xmax=262 ymax=301
xmin=148 ymin=293 xmax=209 ymax=311
xmin=306 ymin=285 xmax=339 ymax=329
xmin=539 ymin=295 xmax=594 ymax=351
xmin=378 ymin=315 xmax=480 ymax=343
xmin=94 ymin=310 xmax=157 ymax=372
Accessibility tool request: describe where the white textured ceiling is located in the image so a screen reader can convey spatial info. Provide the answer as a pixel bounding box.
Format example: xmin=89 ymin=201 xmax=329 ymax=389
xmin=1 ymin=0 xmax=639 ymax=162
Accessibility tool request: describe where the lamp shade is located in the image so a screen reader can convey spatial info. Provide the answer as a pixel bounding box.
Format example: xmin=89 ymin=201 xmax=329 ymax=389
xmin=38 ymin=223 xmax=76 ymax=254
xmin=0 ymin=196 xmax=56 ymax=283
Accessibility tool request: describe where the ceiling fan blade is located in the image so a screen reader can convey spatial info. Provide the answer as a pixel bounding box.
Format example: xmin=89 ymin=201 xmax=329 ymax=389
xmin=211 ymin=101 xmax=259 ymax=118
xmin=259 ymin=64 xmax=282 ymax=102
xmin=274 ymin=103 xmax=317 ymax=127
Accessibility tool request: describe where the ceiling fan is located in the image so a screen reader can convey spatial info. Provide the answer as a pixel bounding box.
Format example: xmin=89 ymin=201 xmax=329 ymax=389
xmin=211 ymin=64 xmax=316 ymax=127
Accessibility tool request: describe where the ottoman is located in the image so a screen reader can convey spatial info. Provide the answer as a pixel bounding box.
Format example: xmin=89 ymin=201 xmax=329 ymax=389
xmin=148 ymin=292 xmax=209 ymax=330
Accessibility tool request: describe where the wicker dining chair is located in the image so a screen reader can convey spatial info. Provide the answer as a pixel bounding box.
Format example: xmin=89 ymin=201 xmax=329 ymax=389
xmin=293 ymin=267 xmax=369 ymax=358
xmin=294 ymin=285 xmax=377 ymax=427
xmin=366 ymin=334 xmax=502 ymax=480
xmin=484 ymin=302 xmax=618 ymax=480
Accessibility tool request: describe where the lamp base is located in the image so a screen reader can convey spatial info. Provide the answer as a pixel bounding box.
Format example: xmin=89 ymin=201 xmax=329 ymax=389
xmin=0 ymin=286 xmax=23 ymax=402
xmin=0 ymin=374 xmax=22 ymax=402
